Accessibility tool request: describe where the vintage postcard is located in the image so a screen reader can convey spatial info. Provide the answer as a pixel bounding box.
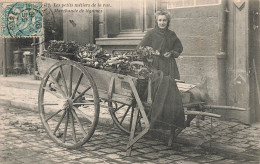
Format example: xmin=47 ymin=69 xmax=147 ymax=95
xmin=0 ymin=0 xmax=259 ymax=163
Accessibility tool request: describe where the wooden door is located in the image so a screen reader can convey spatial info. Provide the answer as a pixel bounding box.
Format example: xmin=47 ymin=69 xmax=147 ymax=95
xmin=63 ymin=12 xmax=93 ymax=45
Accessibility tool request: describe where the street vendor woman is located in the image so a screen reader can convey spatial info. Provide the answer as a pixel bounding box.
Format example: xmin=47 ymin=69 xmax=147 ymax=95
xmin=137 ymin=10 xmax=185 ymax=139
xmin=138 ymin=10 xmax=183 ymax=79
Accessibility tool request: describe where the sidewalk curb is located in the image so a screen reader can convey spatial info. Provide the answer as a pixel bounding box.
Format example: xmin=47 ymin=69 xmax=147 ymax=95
xmin=0 ymin=98 xmax=114 ymax=126
xmin=0 ymin=98 xmax=259 ymax=160
xmin=0 ymin=76 xmax=40 ymax=90
xmin=0 ymin=98 xmax=11 ymax=107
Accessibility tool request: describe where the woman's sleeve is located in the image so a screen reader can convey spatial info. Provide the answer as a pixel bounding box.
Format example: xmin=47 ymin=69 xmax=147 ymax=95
xmin=137 ymin=31 xmax=152 ymax=48
xmin=171 ymin=36 xmax=183 ymax=58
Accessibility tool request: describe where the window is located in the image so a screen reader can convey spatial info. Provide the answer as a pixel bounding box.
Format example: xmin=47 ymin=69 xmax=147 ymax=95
xmin=106 ymin=0 xmax=156 ymax=36
xmin=120 ymin=0 xmax=155 ymax=32
xmin=167 ymin=0 xmax=220 ymax=9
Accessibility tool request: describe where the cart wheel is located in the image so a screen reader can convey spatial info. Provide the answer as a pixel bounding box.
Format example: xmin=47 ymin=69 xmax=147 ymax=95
xmin=38 ymin=60 xmax=100 ymax=149
xmin=109 ymin=102 xmax=143 ymax=135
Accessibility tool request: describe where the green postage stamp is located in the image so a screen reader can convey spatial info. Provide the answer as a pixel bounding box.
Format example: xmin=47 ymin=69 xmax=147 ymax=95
xmin=0 ymin=2 xmax=43 ymax=37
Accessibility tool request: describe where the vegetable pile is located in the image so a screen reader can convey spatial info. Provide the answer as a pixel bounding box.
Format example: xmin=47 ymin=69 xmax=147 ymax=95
xmin=137 ymin=46 xmax=160 ymax=64
xmin=44 ymin=40 xmax=161 ymax=78
xmin=137 ymin=46 xmax=160 ymax=57
xmin=76 ymin=44 xmax=110 ymax=68
xmin=103 ymin=53 xmax=133 ymax=74
xmin=47 ymin=40 xmax=78 ymax=53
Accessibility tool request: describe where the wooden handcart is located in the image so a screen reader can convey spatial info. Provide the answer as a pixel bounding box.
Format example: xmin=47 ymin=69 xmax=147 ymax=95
xmin=37 ymin=55 xmax=245 ymax=156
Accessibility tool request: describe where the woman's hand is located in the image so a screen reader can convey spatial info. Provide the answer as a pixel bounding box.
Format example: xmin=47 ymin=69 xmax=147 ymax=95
xmin=163 ymin=52 xmax=171 ymax=58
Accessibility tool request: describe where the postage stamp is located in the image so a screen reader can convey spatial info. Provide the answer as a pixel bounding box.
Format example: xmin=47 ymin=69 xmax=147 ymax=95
xmin=0 ymin=2 xmax=43 ymax=37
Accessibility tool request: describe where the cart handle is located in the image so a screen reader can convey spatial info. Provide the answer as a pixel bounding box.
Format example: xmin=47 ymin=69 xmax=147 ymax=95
xmin=202 ymin=105 xmax=246 ymax=111
xmin=184 ymin=102 xmax=246 ymax=111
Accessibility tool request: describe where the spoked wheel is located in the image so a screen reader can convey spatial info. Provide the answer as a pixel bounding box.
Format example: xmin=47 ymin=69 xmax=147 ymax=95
xmin=109 ymin=102 xmax=144 ymax=135
xmin=38 ymin=60 xmax=100 ymax=149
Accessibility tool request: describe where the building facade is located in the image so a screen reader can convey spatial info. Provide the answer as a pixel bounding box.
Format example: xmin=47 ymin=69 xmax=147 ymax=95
xmin=94 ymin=0 xmax=260 ymax=124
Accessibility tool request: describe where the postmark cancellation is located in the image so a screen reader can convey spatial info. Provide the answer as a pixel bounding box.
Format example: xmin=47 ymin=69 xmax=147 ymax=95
xmin=0 ymin=2 xmax=43 ymax=37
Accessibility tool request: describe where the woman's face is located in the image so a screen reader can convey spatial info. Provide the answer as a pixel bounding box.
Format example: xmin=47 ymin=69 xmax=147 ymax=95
xmin=157 ymin=15 xmax=168 ymax=29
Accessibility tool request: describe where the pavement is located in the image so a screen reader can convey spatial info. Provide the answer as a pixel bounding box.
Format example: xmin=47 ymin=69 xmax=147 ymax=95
xmin=1 ymin=106 xmax=257 ymax=164
xmin=0 ymin=75 xmax=260 ymax=163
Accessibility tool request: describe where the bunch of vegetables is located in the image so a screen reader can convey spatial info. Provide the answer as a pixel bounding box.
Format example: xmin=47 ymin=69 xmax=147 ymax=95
xmin=76 ymin=44 xmax=111 ymax=68
xmin=137 ymin=46 xmax=160 ymax=58
xmin=76 ymin=45 xmax=133 ymax=74
xmin=45 ymin=41 xmax=153 ymax=78
xmin=47 ymin=40 xmax=79 ymax=53
xmin=136 ymin=46 xmax=161 ymax=67
xmin=103 ymin=53 xmax=132 ymax=74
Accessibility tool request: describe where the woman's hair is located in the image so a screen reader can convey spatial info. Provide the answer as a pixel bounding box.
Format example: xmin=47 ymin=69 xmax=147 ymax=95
xmin=155 ymin=10 xmax=171 ymax=28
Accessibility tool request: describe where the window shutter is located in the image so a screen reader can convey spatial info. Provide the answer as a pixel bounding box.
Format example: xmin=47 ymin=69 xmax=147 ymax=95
xmin=106 ymin=0 xmax=120 ymax=35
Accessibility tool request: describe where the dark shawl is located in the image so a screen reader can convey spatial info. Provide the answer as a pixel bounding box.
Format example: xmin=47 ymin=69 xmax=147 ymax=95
xmin=138 ymin=28 xmax=185 ymax=129
xmin=138 ymin=28 xmax=183 ymax=79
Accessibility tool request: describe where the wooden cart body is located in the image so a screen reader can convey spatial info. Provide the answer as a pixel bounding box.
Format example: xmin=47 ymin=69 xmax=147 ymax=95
xmin=37 ymin=56 xmax=245 ymax=156
xmin=38 ymin=56 xmax=153 ymax=155
xmin=37 ymin=56 xmax=146 ymax=105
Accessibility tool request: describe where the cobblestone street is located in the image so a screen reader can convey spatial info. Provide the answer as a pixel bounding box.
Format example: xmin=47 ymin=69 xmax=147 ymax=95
xmin=0 ymin=105 xmax=259 ymax=164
